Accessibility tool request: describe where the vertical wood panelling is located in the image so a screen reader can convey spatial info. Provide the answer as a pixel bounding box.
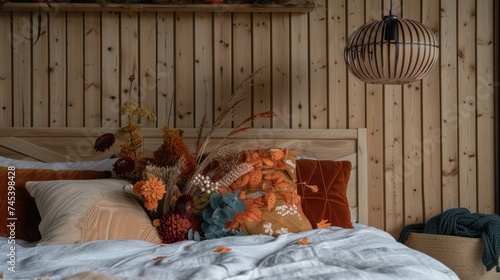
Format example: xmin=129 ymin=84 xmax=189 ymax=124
xmin=12 ymin=12 xmax=31 ymax=127
xmin=290 ymin=13 xmax=308 ymax=129
xmin=364 ymin=0 xmax=386 ymax=232
xmin=0 ymin=13 xmax=12 ymax=127
xmin=175 ymin=13 xmax=195 ymax=128
xmin=327 ymin=0 xmax=347 ymax=129
xmin=139 ymin=13 xmax=157 ymax=128
xmin=84 ymin=13 xmax=101 ymax=127
xmin=252 ymin=12 xmax=272 ymax=128
xmin=120 ymin=13 xmax=139 ymax=126
xmin=384 ymin=84 xmax=404 ymax=237
xmin=271 ymin=13 xmax=290 ymax=128
xmin=0 ymin=0 xmax=497 ymax=237
xmin=308 ymin=0 xmax=327 ymax=129
xmin=421 ymin=0 xmax=442 ymax=221
xmin=213 ymin=12 xmax=232 ymax=128
xmin=67 ymin=13 xmax=84 ymax=127
xmin=383 ymin=0 xmax=404 ymax=236
xmin=457 ymin=0 xmax=477 ymax=211
xmin=346 ymin=0 xmax=366 ymax=129
xmin=101 ymin=12 xmax=120 ymax=128
xmin=49 ymin=12 xmax=66 ymax=127
xmin=157 ymin=12 xmax=175 ymax=127
xmin=232 ymin=13 xmax=252 ymax=122
xmin=194 ymin=12 xmax=214 ymax=127
xmin=476 ymin=0 xmax=495 ymax=214
xmin=402 ymin=0 xmax=424 ymax=225
xmin=32 ymin=12 xmax=49 ymax=127
xmin=440 ymin=0 xmax=459 ymax=210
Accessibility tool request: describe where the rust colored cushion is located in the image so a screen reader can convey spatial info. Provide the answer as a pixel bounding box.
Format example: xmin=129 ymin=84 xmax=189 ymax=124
xmin=296 ymin=159 xmax=353 ymax=229
xmin=0 ymin=167 xmax=111 ymax=242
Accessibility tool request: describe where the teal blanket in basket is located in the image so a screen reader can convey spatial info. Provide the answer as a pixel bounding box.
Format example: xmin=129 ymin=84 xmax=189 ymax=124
xmin=399 ymin=208 xmax=500 ymax=272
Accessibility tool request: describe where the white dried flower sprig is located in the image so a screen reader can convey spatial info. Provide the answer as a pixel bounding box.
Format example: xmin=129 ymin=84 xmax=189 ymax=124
xmin=192 ymin=174 xmax=220 ymax=194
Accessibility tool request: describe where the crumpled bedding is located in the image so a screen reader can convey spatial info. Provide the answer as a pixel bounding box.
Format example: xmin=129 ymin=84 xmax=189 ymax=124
xmin=1 ymin=224 xmax=458 ymax=280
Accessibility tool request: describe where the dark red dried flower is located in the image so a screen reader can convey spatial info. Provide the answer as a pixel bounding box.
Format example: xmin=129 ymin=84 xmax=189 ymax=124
xmin=158 ymin=211 xmax=191 ymax=244
xmin=175 ymin=194 xmax=195 ymax=218
xmin=94 ymin=133 xmax=115 ymax=152
xmin=187 ymin=213 xmax=201 ymax=233
xmin=113 ymin=157 xmax=135 ymax=177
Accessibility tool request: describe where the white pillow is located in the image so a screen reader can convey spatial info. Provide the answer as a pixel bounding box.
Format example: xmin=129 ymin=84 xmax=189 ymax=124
xmin=0 ymin=155 xmax=118 ymax=170
xmin=26 ymin=179 xmax=162 ymax=246
xmin=0 ymin=156 xmax=118 ymax=176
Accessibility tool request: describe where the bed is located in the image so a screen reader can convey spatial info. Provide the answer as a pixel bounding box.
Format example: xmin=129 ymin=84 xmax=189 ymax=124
xmin=0 ymin=127 xmax=459 ymax=280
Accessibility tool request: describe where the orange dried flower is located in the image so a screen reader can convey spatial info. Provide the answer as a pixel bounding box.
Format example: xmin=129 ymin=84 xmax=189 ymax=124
xmin=152 ymin=219 xmax=161 ymax=227
xmin=153 ymin=127 xmax=196 ymax=184
xmin=133 ymin=180 xmax=146 ymax=195
xmin=138 ymin=177 xmax=166 ymax=211
xmin=144 ymin=200 xmax=159 ymax=211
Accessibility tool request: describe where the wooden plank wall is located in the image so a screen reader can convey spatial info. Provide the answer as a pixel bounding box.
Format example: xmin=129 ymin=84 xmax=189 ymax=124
xmin=0 ymin=0 xmax=497 ymax=237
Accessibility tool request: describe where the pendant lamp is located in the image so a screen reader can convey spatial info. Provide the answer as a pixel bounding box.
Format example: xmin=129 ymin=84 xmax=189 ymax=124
xmin=344 ymin=0 xmax=439 ymax=84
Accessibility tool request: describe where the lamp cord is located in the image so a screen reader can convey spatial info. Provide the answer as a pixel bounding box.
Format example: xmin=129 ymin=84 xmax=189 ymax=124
xmin=389 ymin=0 xmax=393 ymax=16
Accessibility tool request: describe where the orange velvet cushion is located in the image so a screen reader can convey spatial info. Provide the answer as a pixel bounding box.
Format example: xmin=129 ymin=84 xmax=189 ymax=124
xmin=296 ymin=159 xmax=353 ymax=229
xmin=0 ymin=167 xmax=111 ymax=242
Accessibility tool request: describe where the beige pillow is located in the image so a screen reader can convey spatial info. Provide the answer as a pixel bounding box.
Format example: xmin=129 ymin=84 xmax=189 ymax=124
xmin=26 ymin=179 xmax=161 ymax=246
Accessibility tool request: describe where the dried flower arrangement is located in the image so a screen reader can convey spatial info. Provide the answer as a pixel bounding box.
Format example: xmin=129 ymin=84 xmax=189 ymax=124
xmin=94 ymin=68 xmax=307 ymax=244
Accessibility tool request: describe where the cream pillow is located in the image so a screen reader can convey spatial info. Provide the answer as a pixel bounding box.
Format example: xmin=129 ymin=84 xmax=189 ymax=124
xmin=0 ymin=156 xmax=118 ymax=171
xmin=26 ymin=179 xmax=161 ymax=246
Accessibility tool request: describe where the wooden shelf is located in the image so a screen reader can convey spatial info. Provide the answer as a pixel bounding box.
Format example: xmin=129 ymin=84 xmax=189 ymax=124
xmin=0 ymin=2 xmax=316 ymax=12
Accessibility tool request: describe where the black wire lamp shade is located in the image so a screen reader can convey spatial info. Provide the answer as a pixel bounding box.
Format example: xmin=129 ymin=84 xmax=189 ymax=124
xmin=344 ymin=10 xmax=439 ymax=84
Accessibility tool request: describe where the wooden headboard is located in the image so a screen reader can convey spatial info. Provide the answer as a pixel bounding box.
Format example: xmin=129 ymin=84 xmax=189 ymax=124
xmin=0 ymin=127 xmax=367 ymax=224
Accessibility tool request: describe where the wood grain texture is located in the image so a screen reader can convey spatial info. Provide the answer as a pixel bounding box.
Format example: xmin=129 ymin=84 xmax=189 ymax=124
xmin=156 ymin=12 xmax=175 ymax=128
xmin=49 ymin=13 xmax=67 ymax=128
xmin=252 ymin=12 xmax=272 ymax=128
xmin=421 ymin=0 xmax=442 ymax=221
xmin=346 ymin=0 xmax=365 ymax=129
xmin=12 ymin=12 xmax=31 ymax=127
xmin=384 ymin=84 xmax=404 ymax=237
xmin=232 ymin=13 xmax=252 ymax=125
xmin=139 ymin=12 xmax=158 ymax=128
xmin=0 ymin=13 xmax=12 ymax=127
xmin=32 ymin=12 xmax=49 ymax=127
xmin=271 ymin=13 xmax=291 ymax=129
xmin=308 ymin=0 xmax=327 ymax=129
xmin=290 ymin=13 xmax=308 ymax=129
xmin=327 ymin=0 xmax=347 ymax=129
xmin=440 ymin=0 xmax=459 ymax=210
xmin=67 ymin=13 xmax=84 ymax=127
xmin=84 ymin=13 xmax=102 ymax=127
xmin=213 ymin=12 xmax=232 ymax=129
xmin=364 ymin=0 xmax=385 ymax=231
xmin=101 ymin=12 xmax=120 ymax=129
xmin=402 ymin=0 xmax=424 ymax=226
xmin=476 ymin=0 xmax=495 ymax=214
xmin=175 ymin=12 xmax=195 ymax=128
xmin=120 ymin=13 xmax=139 ymax=126
xmin=194 ymin=12 xmax=214 ymax=127
xmin=457 ymin=0 xmax=477 ymax=212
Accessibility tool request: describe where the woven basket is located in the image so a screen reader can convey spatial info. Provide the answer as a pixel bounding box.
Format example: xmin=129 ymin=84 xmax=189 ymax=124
xmin=405 ymin=233 xmax=499 ymax=280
